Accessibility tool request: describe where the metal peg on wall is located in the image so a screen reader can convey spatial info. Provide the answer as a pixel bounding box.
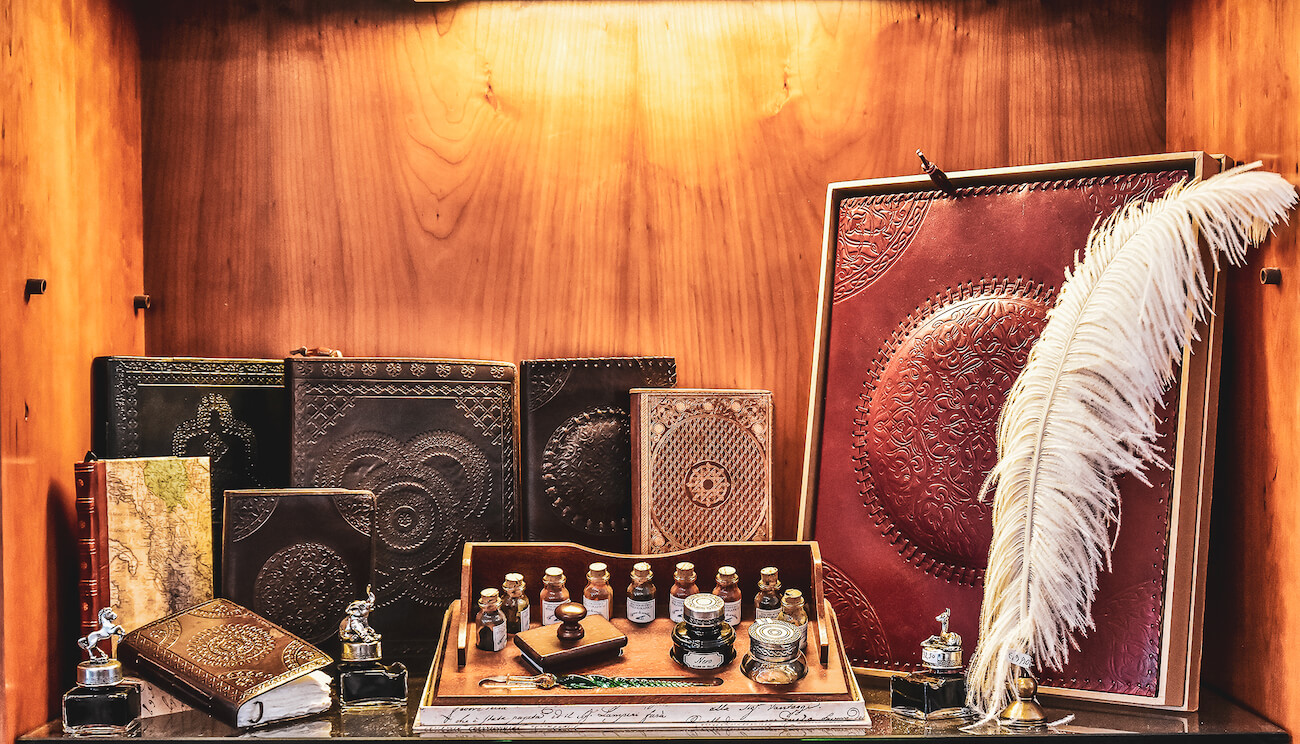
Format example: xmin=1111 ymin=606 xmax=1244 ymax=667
xmin=1261 ymin=267 xmax=1281 ymax=285
xmin=24 ymin=278 xmax=46 ymax=300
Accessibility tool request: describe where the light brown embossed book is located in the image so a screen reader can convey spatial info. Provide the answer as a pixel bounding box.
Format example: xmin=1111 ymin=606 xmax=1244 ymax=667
xmin=629 ymin=389 xmax=773 ymax=553
xmin=120 ymin=599 xmax=332 ymax=728
xmin=75 ymin=456 xmax=214 ymax=636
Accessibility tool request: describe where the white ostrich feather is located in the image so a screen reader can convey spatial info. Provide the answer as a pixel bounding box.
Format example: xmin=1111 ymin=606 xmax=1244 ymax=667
xmin=966 ymin=162 xmax=1296 ymax=720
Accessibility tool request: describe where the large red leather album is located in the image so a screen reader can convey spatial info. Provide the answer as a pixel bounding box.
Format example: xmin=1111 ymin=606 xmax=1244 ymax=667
xmin=799 ymin=153 xmax=1225 ymax=710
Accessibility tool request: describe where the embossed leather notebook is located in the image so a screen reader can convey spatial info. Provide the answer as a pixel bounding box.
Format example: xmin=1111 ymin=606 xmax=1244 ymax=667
xmin=221 ymin=489 xmax=375 ymax=650
xmin=120 ymin=598 xmax=332 ymax=728
xmin=75 ymin=456 xmax=214 ymax=635
xmin=521 ymin=357 xmax=676 ymax=551
xmin=289 ymin=357 xmax=518 ymax=658
xmin=800 ymin=154 xmax=1226 ymax=709
xmin=92 ymin=357 xmax=290 ymax=581
xmin=629 ymin=389 xmax=773 ymax=553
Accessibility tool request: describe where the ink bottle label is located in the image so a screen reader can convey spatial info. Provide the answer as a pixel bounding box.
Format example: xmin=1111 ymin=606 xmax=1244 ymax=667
xmin=583 ymin=597 xmax=610 ymax=619
xmin=755 ymin=607 xmax=780 ymax=620
xmin=682 ymin=651 xmax=725 ymax=670
xmin=627 ymin=598 xmax=655 ymax=624
xmin=518 ymin=605 xmax=530 ymax=631
xmin=491 ymin=623 xmax=506 ymax=651
xmin=669 ymin=595 xmax=686 ymax=622
xmin=723 ymin=600 xmax=741 ymax=626
xmin=542 ymin=600 xmax=563 ymax=626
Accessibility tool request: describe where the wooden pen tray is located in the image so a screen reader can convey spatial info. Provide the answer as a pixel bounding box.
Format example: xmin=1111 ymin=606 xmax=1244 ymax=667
xmin=416 ymin=541 xmax=868 ymax=731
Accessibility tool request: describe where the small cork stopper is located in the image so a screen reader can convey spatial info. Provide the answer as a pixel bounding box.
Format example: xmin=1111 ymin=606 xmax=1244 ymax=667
xmin=674 ymin=562 xmax=696 ymax=581
xmin=587 ymin=562 xmax=609 ymax=582
xmin=631 ymin=562 xmax=653 ymax=580
xmin=503 ymin=573 xmax=525 ymax=593
xmin=479 ymin=588 xmax=501 ymax=610
xmin=716 ymin=566 xmax=738 ymax=584
xmin=759 ymin=567 xmax=780 ymax=587
xmin=543 ymin=567 xmax=565 ymax=584
xmin=781 ymin=589 xmax=804 ymax=608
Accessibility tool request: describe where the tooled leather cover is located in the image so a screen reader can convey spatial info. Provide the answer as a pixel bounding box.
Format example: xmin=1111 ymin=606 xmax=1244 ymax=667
xmin=811 ymin=163 xmax=1196 ymax=697
xmin=630 ymin=389 xmax=773 ymax=553
xmin=289 ymin=357 xmax=517 ymax=658
xmin=120 ymin=598 xmax=331 ymax=727
xmin=93 ymin=357 xmax=290 ymax=584
xmin=221 ymin=489 xmax=375 ymax=651
xmin=521 ymin=357 xmax=676 ymax=551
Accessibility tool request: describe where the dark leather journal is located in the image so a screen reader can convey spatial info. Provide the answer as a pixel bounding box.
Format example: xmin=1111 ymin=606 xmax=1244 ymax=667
xmin=221 ymin=489 xmax=375 ymax=650
xmin=520 ymin=357 xmax=675 ymax=551
xmin=801 ymin=154 xmax=1225 ymax=708
xmin=120 ymin=599 xmax=331 ymax=728
xmin=92 ymin=357 xmax=290 ymax=581
xmin=289 ymin=357 xmax=518 ymax=658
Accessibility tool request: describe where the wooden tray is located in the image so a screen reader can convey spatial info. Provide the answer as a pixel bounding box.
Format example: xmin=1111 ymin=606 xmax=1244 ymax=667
xmin=416 ymin=542 xmax=868 ymax=731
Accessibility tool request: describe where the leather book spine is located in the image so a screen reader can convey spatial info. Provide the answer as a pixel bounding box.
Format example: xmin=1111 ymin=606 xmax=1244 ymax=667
xmin=118 ymin=642 xmax=234 ymax=727
xmin=75 ymin=460 xmax=109 ymax=642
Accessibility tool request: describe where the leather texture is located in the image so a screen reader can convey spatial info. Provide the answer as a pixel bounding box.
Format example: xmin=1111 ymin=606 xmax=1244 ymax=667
xmin=811 ymin=164 xmax=1193 ymax=697
xmin=520 ymin=357 xmax=676 ymax=551
xmin=75 ymin=460 xmax=111 ymax=641
xmin=288 ymin=357 xmax=518 ymax=658
xmin=220 ymin=489 xmax=375 ymax=651
xmin=630 ymin=389 xmax=773 ymax=553
xmin=120 ymin=598 xmax=330 ymax=727
xmin=93 ymin=357 xmax=290 ymax=585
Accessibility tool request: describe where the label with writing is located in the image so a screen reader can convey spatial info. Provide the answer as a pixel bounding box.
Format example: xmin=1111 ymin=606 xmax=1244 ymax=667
xmin=626 ymin=597 xmax=656 ymax=624
xmin=584 ymin=597 xmax=610 ymax=619
xmin=669 ymin=595 xmax=686 ymax=622
xmin=682 ymin=651 xmax=725 ymax=670
xmin=541 ymin=600 xmax=564 ymax=626
xmin=723 ymin=600 xmax=741 ymax=626
xmin=755 ymin=607 xmax=781 ymax=620
xmin=518 ymin=605 xmax=530 ymax=631
xmin=492 ymin=622 xmax=507 ymax=651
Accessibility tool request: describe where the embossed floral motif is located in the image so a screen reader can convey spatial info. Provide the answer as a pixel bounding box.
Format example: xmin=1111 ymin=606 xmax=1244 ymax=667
xmin=684 ymin=461 xmax=731 ymax=508
xmin=339 ymin=364 xmax=356 ymax=378
xmin=822 ymin=561 xmax=892 ymax=666
xmin=460 ymin=364 xmax=475 ymax=378
xmin=360 ymin=363 xmax=378 ymax=377
xmin=254 ymin=543 xmax=354 ymax=643
xmin=834 ymin=196 xmax=932 ymax=305
xmin=385 ymin=363 xmax=402 ymax=377
xmin=542 ymin=408 xmax=631 ymax=535
xmin=490 ymin=366 xmax=505 ymax=379
xmin=142 ymin=618 xmax=183 ymax=649
xmin=190 ymin=598 xmax=249 ymax=619
xmin=187 ymin=623 xmax=274 ymax=668
xmin=226 ymin=496 xmax=277 ymax=542
xmin=853 ymin=278 xmax=1053 ymax=585
xmin=282 ymin=640 xmax=327 ymax=669
xmin=218 ymin=669 xmax=273 ymax=692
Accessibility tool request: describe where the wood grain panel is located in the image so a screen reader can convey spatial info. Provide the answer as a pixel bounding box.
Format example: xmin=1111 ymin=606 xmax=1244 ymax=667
xmin=0 ymin=0 xmax=143 ymax=740
xmin=1168 ymin=0 xmax=1300 ymax=731
xmin=139 ymin=0 xmax=1166 ymax=546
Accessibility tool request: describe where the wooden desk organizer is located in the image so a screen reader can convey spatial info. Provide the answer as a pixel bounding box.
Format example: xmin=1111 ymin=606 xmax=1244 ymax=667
xmin=416 ymin=541 xmax=867 ymax=732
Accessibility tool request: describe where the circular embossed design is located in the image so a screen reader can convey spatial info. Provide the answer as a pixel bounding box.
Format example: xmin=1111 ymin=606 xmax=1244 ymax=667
xmin=651 ymin=415 xmax=766 ymax=549
xmin=542 ymin=408 xmax=631 ymax=535
xmin=187 ymin=623 xmax=274 ymax=668
xmin=683 ymin=461 xmax=731 ymax=508
xmin=218 ymin=669 xmax=273 ymax=692
xmin=854 ymin=278 xmax=1052 ymax=585
xmin=142 ymin=618 xmax=183 ymax=649
xmin=227 ymin=496 xmax=278 ymax=542
xmin=282 ymin=640 xmax=325 ymax=669
xmin=254 ymin=543 xmax=354 ymax=642
xmin=333 ymin=492 xmax=374 ymax=536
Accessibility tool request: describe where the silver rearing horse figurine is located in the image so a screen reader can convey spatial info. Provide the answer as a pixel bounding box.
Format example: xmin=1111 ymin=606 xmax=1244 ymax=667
xmin=79 ymin=607 xmax=126 ymax=661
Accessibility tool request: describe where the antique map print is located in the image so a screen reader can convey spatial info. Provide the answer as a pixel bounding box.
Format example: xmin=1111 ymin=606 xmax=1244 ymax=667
xmin=105 ymin=457 xmax=214 ymax=630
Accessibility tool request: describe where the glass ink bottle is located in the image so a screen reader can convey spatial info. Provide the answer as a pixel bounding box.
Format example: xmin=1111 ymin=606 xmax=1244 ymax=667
xmin=582 ymin=562 xmax=612 ymax=619
xmin=741 ymin=619 xmax=807 ymax=685
xmin=502 ymin=573 xmax=530 ymax=633
xmin=754 ymin=567 xmax=783 ymax=620
xmin=669 ymin=562 xmax=698 ymax=622
xmin=337 ymin=588 xmax=408 ymax=710
xmin=540 ymin=567 xmax=569 ymax=626
xmin=477 ymin=588 xmax=507 ymax=652
xmin=776 ymin=589 xmax=809 ymax=650
xmin=890 ymin=608 xmax=970 ymax=721
xmin=62 ymin=607 xmax=140 ymax=737
xmin=712 ymin=566 xmax=742 ymax=626
xmin=626 ymin=562 xmax=656 ymax=624
xmin=670 ymin=594 xmax=736 ymax=670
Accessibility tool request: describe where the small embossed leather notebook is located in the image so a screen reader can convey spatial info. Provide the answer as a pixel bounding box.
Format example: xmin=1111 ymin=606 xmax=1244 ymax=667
xmin=521 ymin=357 xmax=676 ymax=551
xmin=120 ymin=598 xmax=332 ymax=728
xmin=93 ymin=357 xmax=290 ymax=583
xmin=289 ymin=357 xmax=518 ymax=658
xmin=75 ymin=456 xmax=214 ymax=636
xmin=221 ymin=489 xmax=375 ymax=650
xmin=629 ymin=389 xmax=773 ymax=553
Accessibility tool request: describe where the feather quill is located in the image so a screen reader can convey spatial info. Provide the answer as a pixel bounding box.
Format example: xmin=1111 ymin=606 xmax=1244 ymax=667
xmin=966 ymin=163 xmax=1296 ymax=720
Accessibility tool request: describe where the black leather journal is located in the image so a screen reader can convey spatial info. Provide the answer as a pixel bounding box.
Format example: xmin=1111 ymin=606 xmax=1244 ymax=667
xmin=520 ymin=357 xmax=675 ymax=552
xmin=221 ymin=488 xmax=375 ymax=650
xmin=92 ymin=356 xmax=290 ymax=582
xmin=288 ymin=357 xmax=518 ymax=657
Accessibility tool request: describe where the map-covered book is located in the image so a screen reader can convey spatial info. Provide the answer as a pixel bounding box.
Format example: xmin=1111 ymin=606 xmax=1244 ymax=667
xmin=76 ymin=456 xmax=214 ymax=634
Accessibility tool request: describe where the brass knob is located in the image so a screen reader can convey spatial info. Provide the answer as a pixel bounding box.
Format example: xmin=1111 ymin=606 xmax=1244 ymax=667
xmin=555 ymin=602 xmax=587 ymax=641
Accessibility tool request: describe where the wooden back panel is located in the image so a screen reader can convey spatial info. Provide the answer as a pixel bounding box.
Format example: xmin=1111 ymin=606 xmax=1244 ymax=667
xmin=456 ymin=541 xmax=827 ymax=667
